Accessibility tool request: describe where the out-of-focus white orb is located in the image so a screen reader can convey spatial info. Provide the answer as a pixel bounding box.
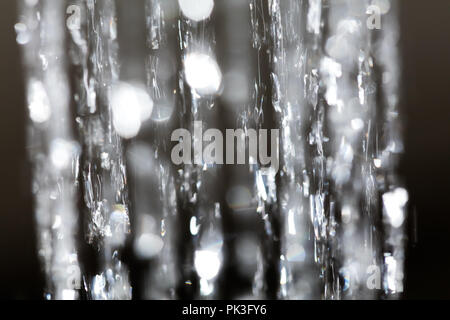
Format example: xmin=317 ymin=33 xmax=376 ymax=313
xmin=351 ymin=118 xmax=364 ymax=131
xmin=178 ymin=0 xmax=214 ymax=22
xmin=15 ymin=23 xmax=30 ymax=45
xmin=341 ymin=205 xmax=352 ymax=224
xmin=111 ymin=82 xmax=153 ymax=139
xmin=383 ymin=188 xmax=408 ymax=228
xmin=135 ymin=233 xmax=164 ymax=259
xmin=184 ymin=53 xmax=222 ymax=96
xmin=28 ymin=80 xmax=51 ymax=123
xmin=374 ymin=158 xmax=382 ymax=168
xmin=112 ymin=102 xmax=141 ymax=139
xmin=190 ymin=216 xmax=200 ymax=236
xmin=194 ymin=250 xmax=221 ymax=280
xmin=50 ymin=139 xmax=79 ymax=169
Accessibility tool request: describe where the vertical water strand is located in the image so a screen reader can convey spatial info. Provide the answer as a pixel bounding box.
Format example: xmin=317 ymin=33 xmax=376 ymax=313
xmin=267 ymin=0 xmax=288 ymax=299
xmin=303 ymin=0 xmax=338 ymax=299
xmin=304 ymin=0 xmax=326 ymax=297
xmin=372 ymin=0 xmax=408 ymax=298
xmin=216 ymin=0 xmax=265 ymax=299
xmin=357 ymin=0 xmax=383 ymax=299
xmin=145 ymin=0 xmax=177 ymax=125
xmin=126 ymin=141 xmax=178 ymax=299
xmin=66 ymin=0 xmax=90 ymax=298
xmin=74 ymin=0 xmax=131 ymax=299
xmin=325 ymin=0 xmax=366 ymax=299
xmin=356 ymin=0 xmax=389 ymax=300
xmin=177 ymin=0 xmax=224 ymax=299
xmin=17 ymin=0 xmax=82 ymax=300
xmin=124 ymin=0 xmax=179 ymax=299
xmin=249 ymin=0 xmax=266 ymax=298
xmin=323 ymin=0 xmax=377 ymax=299
xmin=267 ymin=0 xmax=319 ymax=299
xmin=249 ymin=0 xmax=281 ymax=299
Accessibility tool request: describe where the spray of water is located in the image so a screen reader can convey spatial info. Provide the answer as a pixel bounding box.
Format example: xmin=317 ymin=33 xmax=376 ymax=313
xmin=16 ymin=0 xmax=407 ymax=300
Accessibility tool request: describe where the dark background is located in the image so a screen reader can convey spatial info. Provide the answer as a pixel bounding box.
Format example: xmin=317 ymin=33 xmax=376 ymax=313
xmin=0 ymin=0 xmax=449 ymax=299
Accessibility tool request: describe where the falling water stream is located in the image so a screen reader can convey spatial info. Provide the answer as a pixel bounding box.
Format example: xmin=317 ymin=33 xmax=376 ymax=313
xmin=16 ymin=0 xmax=407 ymax=300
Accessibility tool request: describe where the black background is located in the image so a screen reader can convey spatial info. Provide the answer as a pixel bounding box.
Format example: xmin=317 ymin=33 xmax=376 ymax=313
xmin=0 ymin=0 xmax=449 ymax=299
